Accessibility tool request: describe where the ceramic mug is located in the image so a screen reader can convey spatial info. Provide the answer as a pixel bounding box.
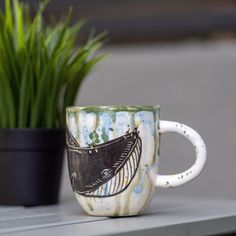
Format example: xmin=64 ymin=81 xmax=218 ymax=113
xmin=66 ymin=106 xmax=207 ymax=216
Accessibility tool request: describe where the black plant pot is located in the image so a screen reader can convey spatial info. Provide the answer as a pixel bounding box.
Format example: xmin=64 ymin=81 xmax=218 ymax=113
xmin=0 ymin=129 xmax=65 ymax=206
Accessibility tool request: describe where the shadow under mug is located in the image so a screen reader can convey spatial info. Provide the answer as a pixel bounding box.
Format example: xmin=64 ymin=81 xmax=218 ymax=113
xmin=66 ymin=106 xmax=207 ymax=216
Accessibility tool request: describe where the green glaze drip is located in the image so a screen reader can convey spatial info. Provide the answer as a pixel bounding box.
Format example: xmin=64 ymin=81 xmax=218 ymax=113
xmin=95 ymin=113 xmax=99 ymax=129
xmin=73 ymin=113 xmax=80 ymax=141
xmin=67 ymin=105 xmax=160 ymax=113
xmin=86 ymin=200 xmax=94 ymax=212
xmin=89 ymin=132 xmax=93 ymax=139
xmin=151 ymin=111 xmax=159 ymax=166
xmin=114 ymin=195 xmax=121 ymax=216
xmin=110 ymin=112 xmax=116 ymax=123
xmin=122 ymin=192 xmax=130 ymax=216
xmin=112 ymin=212 xmax=120 ymax=217
xmin=101 ymin=127 xmax=109 ymax=142
xmin=89 ymin=130 xmax=100 ymax=145
xmin=138 ymin=176 xmax=154 ymax=215
xmin=122 ymin=164 xmax=143 ymax=216
xmin=130 ymin=112 xmax=135 ymax=130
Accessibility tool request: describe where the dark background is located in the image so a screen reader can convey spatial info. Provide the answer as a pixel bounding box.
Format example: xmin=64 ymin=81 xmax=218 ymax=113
xmin=2 ymin=0 xmax=236 ymax=43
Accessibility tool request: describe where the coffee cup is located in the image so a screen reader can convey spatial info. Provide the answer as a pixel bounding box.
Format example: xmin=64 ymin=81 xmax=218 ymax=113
xmin=66 ymin=106 xmax=207 ymax=216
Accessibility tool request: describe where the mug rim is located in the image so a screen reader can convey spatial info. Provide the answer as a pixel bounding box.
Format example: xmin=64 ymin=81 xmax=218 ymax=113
xmin=67 ymin=105 xmax=160 ymax=112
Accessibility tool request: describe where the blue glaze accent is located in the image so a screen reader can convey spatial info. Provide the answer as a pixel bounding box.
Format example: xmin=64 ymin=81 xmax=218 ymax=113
xmin=136 ymin=111 xmax=154 ymax=136
xmin=104 ymin=183 xmax=108 ymax=195
xmin=99 ymin=113 xmax=113 ymax=142
xmin=83 ymin=127 xmax=92 ymax=146
xmin=69 ymin=113 xmax=74 ymax=119
xmin=144 ymin=166 xmax=151 ymax=174
xmin=133 ymin=184 xmax=143 ymax=194
xmin=115 ymin=112 xmax=131 ymax=135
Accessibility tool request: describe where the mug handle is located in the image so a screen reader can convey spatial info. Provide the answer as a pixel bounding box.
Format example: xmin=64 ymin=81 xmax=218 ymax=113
xmin=156 ymin=120 xmax=207 ymax=188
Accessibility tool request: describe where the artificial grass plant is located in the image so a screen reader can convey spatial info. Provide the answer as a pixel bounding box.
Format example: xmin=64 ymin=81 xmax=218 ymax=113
xmin=0 ymin=0 xmax=105 ymax=129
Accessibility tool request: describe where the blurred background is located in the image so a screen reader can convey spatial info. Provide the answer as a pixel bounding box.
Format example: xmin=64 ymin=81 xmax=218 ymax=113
xmin=27 ymin=0 xmax=236 ymax=43
xmin=5 ymin=0 xmax=236 ymax=201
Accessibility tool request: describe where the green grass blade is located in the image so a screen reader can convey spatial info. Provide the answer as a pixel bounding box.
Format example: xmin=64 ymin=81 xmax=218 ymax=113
xmin=13 ymin=0 xmax=25 ymax=50
xmin=0 ymin=67 xmax=16 ymax=127
xmin=5 ymin=0 xmax=13 ymax=31
xmin=63 ymin=54 xmax=106 ymax=116
xmin=30 ymin=48 xmax=63 ymax=128
xmin=18 ymin=57 xmax=30 ymax=127
xmin=0 ymin=68 xmax=8 ymax=127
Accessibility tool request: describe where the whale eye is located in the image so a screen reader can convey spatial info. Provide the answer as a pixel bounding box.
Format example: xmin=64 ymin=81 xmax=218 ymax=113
xmin=101 ymin=169 xmax=113 ymax=179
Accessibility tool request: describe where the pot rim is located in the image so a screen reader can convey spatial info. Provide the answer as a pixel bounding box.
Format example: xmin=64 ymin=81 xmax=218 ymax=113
xmin=0 ymin=128 xmax=65 ymax=150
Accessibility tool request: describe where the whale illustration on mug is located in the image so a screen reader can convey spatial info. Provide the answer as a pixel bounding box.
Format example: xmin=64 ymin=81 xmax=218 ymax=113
xmin=67 ymin=127 xmax=142 ymax=198
xmin=66 ymin=106 xmax=207 ymax=216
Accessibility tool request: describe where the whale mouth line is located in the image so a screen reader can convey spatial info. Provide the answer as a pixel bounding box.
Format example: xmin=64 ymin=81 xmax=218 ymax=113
xmin=67 ymin=128 xmax=142 ymax=198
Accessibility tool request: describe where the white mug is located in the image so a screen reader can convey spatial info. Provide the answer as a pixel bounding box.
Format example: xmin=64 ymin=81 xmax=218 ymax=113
xmin=66 ymin=106 xmax=207 ymax=216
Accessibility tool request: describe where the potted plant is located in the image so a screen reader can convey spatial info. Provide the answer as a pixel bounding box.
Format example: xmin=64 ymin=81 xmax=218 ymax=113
xmin=0 ymin=0 xmax=105 ymax=206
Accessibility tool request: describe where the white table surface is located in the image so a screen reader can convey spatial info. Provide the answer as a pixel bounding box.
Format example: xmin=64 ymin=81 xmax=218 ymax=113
xmin=1 ymin=195 xmax=236 ymax=236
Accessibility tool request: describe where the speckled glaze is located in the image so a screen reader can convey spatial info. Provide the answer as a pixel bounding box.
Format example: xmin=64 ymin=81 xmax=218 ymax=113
xmin=66 ymin=106 xmax=207 ymax=217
